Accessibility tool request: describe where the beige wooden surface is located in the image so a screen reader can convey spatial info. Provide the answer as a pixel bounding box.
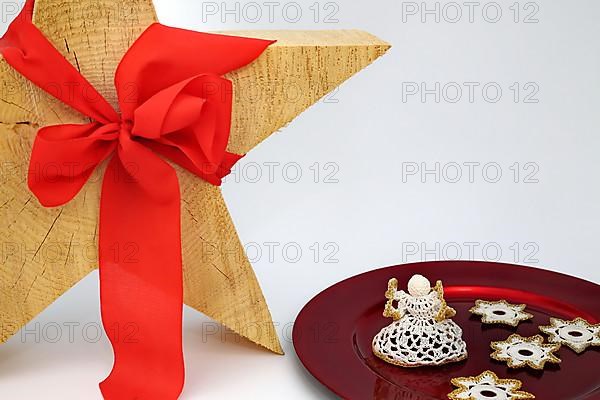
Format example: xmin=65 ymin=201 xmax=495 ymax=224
xmin=0 ymin=0 xmax=390 ymax=354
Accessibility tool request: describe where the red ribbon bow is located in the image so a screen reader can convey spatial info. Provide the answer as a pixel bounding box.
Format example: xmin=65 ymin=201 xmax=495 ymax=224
xmin=1 ymin=1 xmax=273 ymax=398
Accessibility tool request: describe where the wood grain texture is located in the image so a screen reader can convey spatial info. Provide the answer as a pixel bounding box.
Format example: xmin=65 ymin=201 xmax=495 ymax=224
xmin=0 ymin=0 xmax=390 ymax=355
xmin=223 ymin=30 xmax=391 ymax=154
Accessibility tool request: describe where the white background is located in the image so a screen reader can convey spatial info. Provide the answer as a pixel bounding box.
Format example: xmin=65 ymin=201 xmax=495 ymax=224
xmin=1 ymin=0 xmax=599 ymax=398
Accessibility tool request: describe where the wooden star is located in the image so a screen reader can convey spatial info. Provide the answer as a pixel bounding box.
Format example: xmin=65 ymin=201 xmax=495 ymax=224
xmin=0 ymin=0 xmax=390 ymax=353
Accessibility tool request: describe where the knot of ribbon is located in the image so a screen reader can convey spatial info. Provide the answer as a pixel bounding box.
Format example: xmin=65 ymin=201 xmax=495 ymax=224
xmin=31 ymin=70 xmax=242 ymax=208
xmin=1 ymin=1 xmax=274 ymax=399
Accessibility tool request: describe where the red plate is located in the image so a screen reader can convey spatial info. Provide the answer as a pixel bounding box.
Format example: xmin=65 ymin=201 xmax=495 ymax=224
xmin=293 ymin=261 xmax=600 ymax=400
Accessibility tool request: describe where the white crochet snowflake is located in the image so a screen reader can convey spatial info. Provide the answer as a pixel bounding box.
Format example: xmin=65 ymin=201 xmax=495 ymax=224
xmin=490 ymin=334 xmax=561 ymax=370
xmin=470 ymin=300 xmax=533 ymax=327
xmin=539 ymin=317 xmax=600 ymax=353
xmin=449 ymin=370 xmax=535 ymax=400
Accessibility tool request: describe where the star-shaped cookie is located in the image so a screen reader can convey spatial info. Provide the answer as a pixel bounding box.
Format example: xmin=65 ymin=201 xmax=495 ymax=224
xmin=490 ymin=334 xmax=561 ymax=370
xmin=470 ymin=300 xmax=533 ymax=327
xmin=539 ymin=317 xmax=600 ymax=353
xmin=448 ymin=370 xmax=535 ymax=400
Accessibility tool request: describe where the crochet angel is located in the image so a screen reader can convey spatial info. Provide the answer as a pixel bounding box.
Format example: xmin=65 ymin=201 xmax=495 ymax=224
xmin=372 ymin=274 xmax=468 ymax=367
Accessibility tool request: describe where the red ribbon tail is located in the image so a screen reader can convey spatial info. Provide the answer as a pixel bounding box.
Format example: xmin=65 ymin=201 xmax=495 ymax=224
xmin=98 ymin=151 xmax=185 ymax=400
